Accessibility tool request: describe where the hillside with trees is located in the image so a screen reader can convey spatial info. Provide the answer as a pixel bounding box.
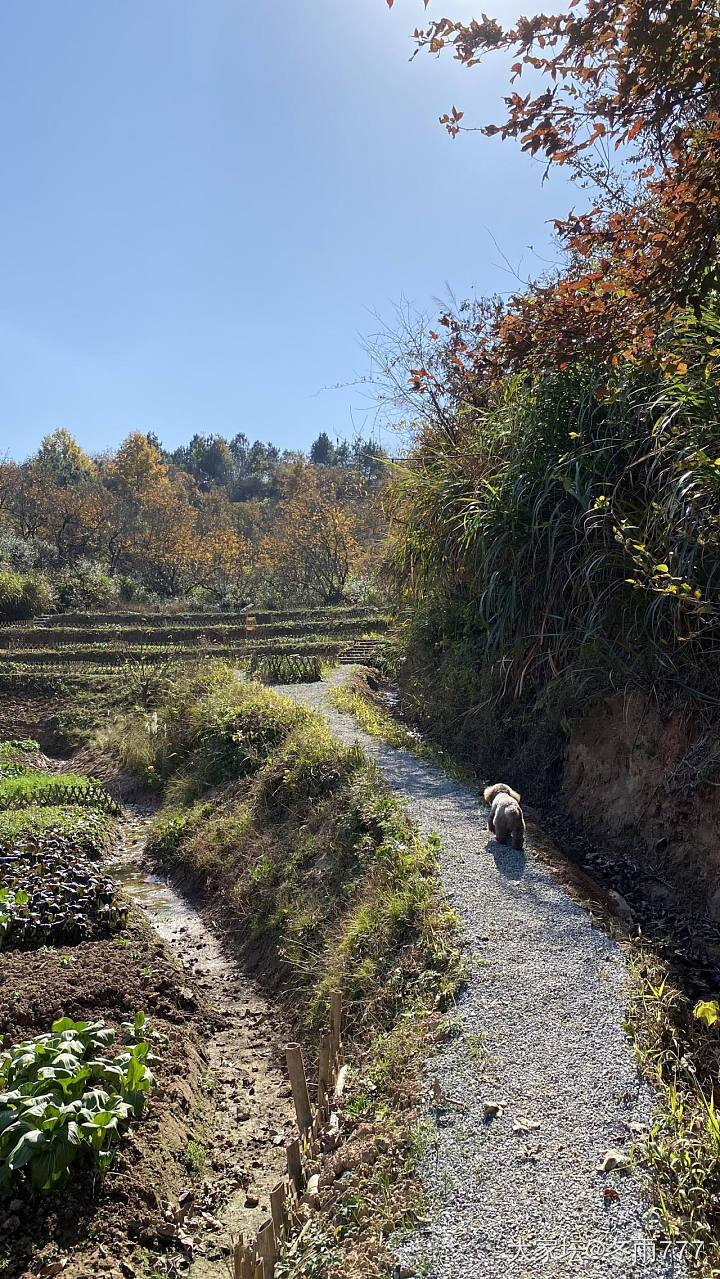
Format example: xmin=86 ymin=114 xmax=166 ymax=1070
xmin=0 ymin=428 xmax=387 ymax=615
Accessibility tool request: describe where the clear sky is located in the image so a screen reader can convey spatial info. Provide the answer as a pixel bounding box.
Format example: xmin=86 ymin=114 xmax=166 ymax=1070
xmin=0 ymin=0 xmax=574 ymax=462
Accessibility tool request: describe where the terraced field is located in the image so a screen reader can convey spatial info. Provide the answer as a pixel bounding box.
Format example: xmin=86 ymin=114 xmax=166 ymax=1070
xmin=0 ymin=605 xmax=390 ymax=678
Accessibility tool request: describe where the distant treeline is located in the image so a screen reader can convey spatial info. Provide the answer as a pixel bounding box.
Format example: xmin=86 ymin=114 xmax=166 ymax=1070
xmin=0 ymin=428 xmax=389 ymax=615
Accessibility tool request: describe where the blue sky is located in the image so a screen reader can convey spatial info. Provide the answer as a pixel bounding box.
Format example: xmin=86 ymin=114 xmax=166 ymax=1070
xmin=0 ymin=0 xmax=574 ymax=462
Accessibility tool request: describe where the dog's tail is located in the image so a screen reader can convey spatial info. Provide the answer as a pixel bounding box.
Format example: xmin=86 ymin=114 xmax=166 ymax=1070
xmin=483 ymin=782 xmax=521 ymax=804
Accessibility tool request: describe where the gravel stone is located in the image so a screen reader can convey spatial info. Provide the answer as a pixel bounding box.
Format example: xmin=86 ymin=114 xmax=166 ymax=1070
xmin=276 ymin=668 xmax=686 ymax=1278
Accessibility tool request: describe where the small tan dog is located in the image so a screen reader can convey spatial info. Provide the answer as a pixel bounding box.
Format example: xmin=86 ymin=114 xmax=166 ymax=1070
xmin=484 ymin=783 xmax=525 ymax=850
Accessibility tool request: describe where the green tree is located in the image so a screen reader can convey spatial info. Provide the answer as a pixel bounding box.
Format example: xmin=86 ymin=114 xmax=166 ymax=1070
xmin=309 ymin=431 xmax=337 ymax=466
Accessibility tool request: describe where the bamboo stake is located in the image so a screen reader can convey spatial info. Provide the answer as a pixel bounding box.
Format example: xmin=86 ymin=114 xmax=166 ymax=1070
xmin=242 ymin=1242 xmax=256 ymax=1279
xmin=270 ymin=1180 xmax=287 ymax=1241
xmin=257 ymin=1218 xmax=277 ymax=1278
xmin=329 ymin=990 xmax=342 ymax=1073
xmin=318 ymin=1032 xmax=331 ymax=1117
xmin=286 ymin=1136 xmax=303 ymax=1193
xmin=233 ymin=1237 xmax=244 ymax=1279
xmin=284 ymin=1043 xmax=312 ymax=1134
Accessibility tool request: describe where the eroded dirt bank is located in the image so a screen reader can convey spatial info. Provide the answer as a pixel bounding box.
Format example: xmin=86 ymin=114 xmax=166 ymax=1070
xmin=564 ymin=691 xmax=720 ymax=922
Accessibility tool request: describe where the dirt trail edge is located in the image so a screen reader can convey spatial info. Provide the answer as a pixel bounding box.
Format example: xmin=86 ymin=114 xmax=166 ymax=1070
xmin=109 ymin=811 xmax=295 ymax=1279
xmin=276 ymin=667 xmax=684 ymax=1279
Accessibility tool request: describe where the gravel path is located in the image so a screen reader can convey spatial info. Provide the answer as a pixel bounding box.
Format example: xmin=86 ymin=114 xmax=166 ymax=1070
xmin=276 ymin=669 xmax=685 ymax=1278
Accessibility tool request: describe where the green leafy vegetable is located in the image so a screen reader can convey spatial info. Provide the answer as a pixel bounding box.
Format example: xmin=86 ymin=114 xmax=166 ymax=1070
xmin=0 ymin=1016 xmax=157 ymax=1193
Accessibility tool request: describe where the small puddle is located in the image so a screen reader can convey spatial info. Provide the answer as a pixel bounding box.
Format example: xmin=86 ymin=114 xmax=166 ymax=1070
xmin=106 ymin=807 xmax=296 ymax=1275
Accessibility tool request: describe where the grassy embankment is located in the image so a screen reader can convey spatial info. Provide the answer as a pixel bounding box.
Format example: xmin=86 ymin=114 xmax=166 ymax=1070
xmin=103 ymin=659 xmax=463 ymax=1277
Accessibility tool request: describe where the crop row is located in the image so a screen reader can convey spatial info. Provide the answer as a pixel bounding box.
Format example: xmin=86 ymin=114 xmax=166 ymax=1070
xmin=0 ymin=615 xmax=389 ymax=650
xmin=0 ymin=636 xmax=361 ymax=668
xmin=0 ymin=773 xmax=121 ymax=815
xmin=0 ymin=835 xmax=125 ymax=946
xmin=247 ymin=653 xmax=324 ymax=683
xmin=1 ymin=603 xmax=380 ymax=631
xmin=0 ymin=805 xmax=116 ymax=856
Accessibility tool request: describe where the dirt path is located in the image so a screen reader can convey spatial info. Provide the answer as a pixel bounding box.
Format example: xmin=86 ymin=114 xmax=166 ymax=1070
xmin=275 ymin=667 xmax=685 ymax=1279
xmin=109 ymin=812 xmax=296 ymax=1276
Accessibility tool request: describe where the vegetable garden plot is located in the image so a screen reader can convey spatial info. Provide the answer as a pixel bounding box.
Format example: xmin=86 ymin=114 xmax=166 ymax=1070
xmin=247 ymin=652 xmax=324 ymax=683
xmin=0 ymin=1013 xmax=157 ymax=1193
xmin=0 ymin=806 xmax=115 ymax=856
xmin=0 ymin=773 xmax=120 ymax=815
xmin=3 ymin=604 xmax=381 ymax=630
xmin=0 ymin=836 xmax=126 ymax=947
xmin=0 ymin=614 xmax=390 ymax=649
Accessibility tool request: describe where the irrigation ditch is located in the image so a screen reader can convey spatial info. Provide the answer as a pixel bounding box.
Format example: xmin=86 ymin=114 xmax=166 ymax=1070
xmin=103 ymin=809 xmax=350 ymax=1279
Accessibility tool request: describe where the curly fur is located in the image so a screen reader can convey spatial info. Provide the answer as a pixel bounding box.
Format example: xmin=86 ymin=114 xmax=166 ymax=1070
xmin=483 ymin=782 xmax=525 ymax=851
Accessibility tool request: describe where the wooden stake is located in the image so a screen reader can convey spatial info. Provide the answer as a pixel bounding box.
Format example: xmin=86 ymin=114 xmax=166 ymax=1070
xmin=233 ymin=1238 xmax=244 ymax=1279
xmin=243 ymin=1242 xmax=257 ymax=1279
xmin=254 ymin=1264 xmax=264 ymax=1279
xmin=286 ymin=1136 xmax=303 ymax=1193
xmin=285 ymin=1043 xmax=312 ymax=1134
xmin=270 ymin=1180 xmax=287 ymax=1241
xmin=330 ymin=990 xmax=342 ymax=1071
xmin=318 ymin=1032 xmax=331 ymax=1116
xmin=257 ymin=1218 xmax=277 ymax=1278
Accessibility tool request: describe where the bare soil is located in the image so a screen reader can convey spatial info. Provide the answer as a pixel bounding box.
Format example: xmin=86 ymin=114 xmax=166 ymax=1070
xmin=565 ymin=691 xmax=720 ymax=922
xmin=0 ymin=812 xmax=296 ymax=1279
xmin=0 ymin=911 xmax=208 ymax=1279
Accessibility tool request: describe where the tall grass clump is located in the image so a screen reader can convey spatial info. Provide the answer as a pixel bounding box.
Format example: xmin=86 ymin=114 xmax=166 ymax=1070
xmin=384 ymin=308 xmax=720 ymax=784
xmin=0 ymin=571 xmax=54 ymax=622
xmin=628 ymin=951 xmax=720 ymax=1265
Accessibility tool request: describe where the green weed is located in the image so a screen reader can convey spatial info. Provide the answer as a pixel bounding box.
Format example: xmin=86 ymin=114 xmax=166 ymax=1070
xmin=628 ymin=948 xmax=720 ymax=1267
xmin=183 ymin=1139 xmax=206 ymax=1179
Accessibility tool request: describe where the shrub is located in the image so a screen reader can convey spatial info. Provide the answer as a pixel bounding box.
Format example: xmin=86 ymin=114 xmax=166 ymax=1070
xmin=109 ymin=661 xmax=309 ymax=796
xmin=55 ymin=562 xmax=119 ymax=611
xmin=0 ymin=571 xmax=54 ymax=622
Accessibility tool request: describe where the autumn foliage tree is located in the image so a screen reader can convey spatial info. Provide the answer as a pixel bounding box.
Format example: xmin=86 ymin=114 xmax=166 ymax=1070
xmin=1 ymin=427 xmax=385 ymax=607
xmin=389 ymin=0 xmax=720 ymax=374
xmin=260 ymin=462 xmax=364 ymax=605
